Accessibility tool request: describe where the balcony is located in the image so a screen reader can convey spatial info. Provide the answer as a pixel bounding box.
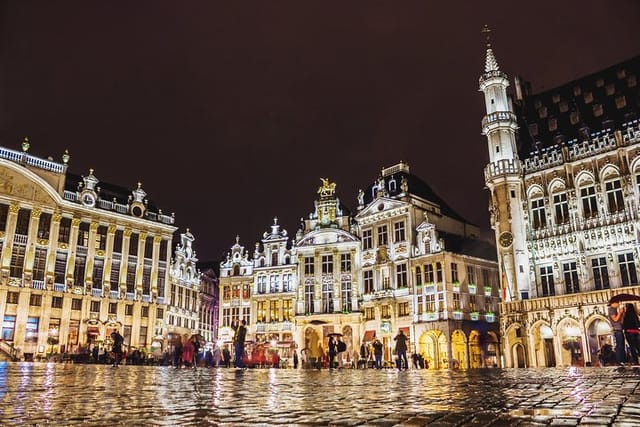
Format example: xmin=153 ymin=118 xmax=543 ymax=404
xmin=255 ymin=321 xmax=293 ymax=333
xmin=53 ymin=283 xmax=66 ymax=293
xmin=91 ymin=288 xmax=103 ymax=298
xmin=125 ymin=292 xmax=135 ymax=301
xmin=31 ymin=280 xmax=45 ymax=290
xmin=110 ymin=290 xmax=119 ymax=299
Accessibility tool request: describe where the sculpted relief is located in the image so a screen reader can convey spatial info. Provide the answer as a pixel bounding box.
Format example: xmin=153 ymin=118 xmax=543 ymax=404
xmin=0 ymin=166 xmax=56 ymax=205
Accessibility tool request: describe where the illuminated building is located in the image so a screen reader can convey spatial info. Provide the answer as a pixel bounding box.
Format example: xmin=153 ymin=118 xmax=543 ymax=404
xmin=197 ymin=261 xmax=219 ymax=346
xmin=0 ymin=141 xmax=180 ymax=361
xmin=481 ymin=33 xmax=640 ymax=366
xmin=356 ymin=163 xmax=500 ymax=368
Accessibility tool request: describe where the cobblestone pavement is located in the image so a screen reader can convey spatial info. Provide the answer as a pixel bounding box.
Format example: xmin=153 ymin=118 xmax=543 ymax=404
xmin=1 ymin=362 xmax=640 ymax=426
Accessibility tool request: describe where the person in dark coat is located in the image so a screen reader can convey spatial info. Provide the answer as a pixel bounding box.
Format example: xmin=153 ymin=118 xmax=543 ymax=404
xmin=234 ymin=319 xmax=247 ymax=368
xmin=110 ymin=331 xmax=124 ymax=367
xmin=623 ymin=303 xmax=640 ymax=365
xmin=394 ymin=330 xmax=409 ymax=371
xmin=293 ymin=350 xmax=299 ymax=369
xmin=328 ymin=336 xmax=338 ymax=370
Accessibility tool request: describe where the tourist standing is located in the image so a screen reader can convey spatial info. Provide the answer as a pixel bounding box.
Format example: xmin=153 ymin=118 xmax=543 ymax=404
xmin=372 ymin=338 xmax=383 ymax=369
xmin=328 ymin=336 xmax=338 ymax=370
xmin=234 ymin=319 xmax=247 ymax=368
xmin=623 ymin=303 xmax=640 ymax=365
xmin=293 ymin=350 xmax=299 ymax=369
xmin=111 ymin=330 xmax=124 ymax=367
xmin=609 ymin=302 xmax=626 ymax=365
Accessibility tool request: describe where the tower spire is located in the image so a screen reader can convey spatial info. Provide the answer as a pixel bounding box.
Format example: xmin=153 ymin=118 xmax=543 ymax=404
xmin=482 ymin=25 xmax=500 ymax=73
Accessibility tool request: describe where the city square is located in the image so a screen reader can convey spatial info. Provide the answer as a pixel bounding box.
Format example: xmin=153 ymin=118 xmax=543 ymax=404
xmin=2 ymin=362 xmax=640 ymax=426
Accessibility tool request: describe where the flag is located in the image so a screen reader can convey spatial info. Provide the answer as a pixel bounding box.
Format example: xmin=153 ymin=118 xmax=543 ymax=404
xmin=501 ymin=271 xmax=507 ymax=301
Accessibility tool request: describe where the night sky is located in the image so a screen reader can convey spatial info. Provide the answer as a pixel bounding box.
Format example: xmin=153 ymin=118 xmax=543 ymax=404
xmin=1 ymin=2 xmax=638 ymax=262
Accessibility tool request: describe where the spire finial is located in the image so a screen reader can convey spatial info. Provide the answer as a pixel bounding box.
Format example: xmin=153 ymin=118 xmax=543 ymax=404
xmin=482 ymin=25 xmax=491 ymax=48
xmin=236 ymin=235 xmax=240 ymax=244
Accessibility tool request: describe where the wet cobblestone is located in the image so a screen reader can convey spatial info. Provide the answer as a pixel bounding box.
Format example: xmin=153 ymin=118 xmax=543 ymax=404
xmin=0 ymin=363 xmax=639 ymax=426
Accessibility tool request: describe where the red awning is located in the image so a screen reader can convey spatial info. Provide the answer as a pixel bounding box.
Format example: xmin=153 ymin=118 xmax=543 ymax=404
xmin=363 ymin=330 xmax=376 ymax=342
xmin=400 ymin=327 xmax=410 ymax=338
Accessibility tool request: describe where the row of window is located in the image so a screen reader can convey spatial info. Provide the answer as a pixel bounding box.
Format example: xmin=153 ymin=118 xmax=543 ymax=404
xmin=255 ymin=300 xmax=294 ymax=323
xmin=5 ymin=292 xmax=162 ymax=317
xmin=363 ymin=302 xmax=411 ymax=320
xmin=529 ymin=178 xmax=631 ymax=230
xmin=361 ymin=221 xmax=406 ymax=250
xmin=304 ymin=254 xmax=352 ymax=275
xmin=304 ymin=279 xmax=352 ymax=314
xmin=538 ymin=252 xmax=638 ymax=297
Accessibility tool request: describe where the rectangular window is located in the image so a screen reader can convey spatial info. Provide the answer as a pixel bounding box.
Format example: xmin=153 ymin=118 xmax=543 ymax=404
xmin=415 ymin=266 xmax=422 ymax=286
xmin=51 ymin=296 xmax=63 ymax=309
xmin=141 ymin=306 xmax=149 ymax=317
xmin=6 ymin=291 xmax=19 ymax=304
xmin=322 ymin=280 xmax=333 ymax=313
xmin=109 ymin=302 xmax=118 ymax=314
xmin=110 ymin=256 xmax=121 ymax=288
xmin=242 ymin=283 xmax=250 ymax=299
xmin=157 ymin=266 xmax=166 ymax=299
xmin=451 ymin=263 xmax=459 ymax=283
xmin=15 ymin=209 xmax=31 ymax=235
xmin=270 ymin=275 xmax=279 ymax=293
xmin=563 ymin=262 xmax=580 ymax=294
xmin=144 ymin=235 xmax=154 ymax=259
xmin=531 ymin=198 xmax=546 ymax=229
xmin=73 ymin=255 xmax=86 ymax=287
xmin=96 ymin=225 xmax=108 ymax=251
xmin=365 ymin=307 xmax=375 ymax=320
xmin=25 ymin=317 xmax=39 ymax=343
xmin=540 ymin=266 xmax=555 ymax=296
xmin=619 ymin=253 xmax=638 ymax=286
xmin=393 ymin=221 xmax=406 ymax=242
xmin=2 ymin=315 xmax=16 ymax=341
xmin=125 ymin=304 xmax=134 ymax=316
xmin=257 ymin=276 xmax=267 ymax=294
xmin=606 ymin=180 xmax=625 ymax=213
xmin=417 ymin=295 xmax=424 ymax=314
xmin=341 ymin=277 xmax=352 ymax=311
xmin=592 ymin=257 xmax=610 ymax=290
xmin=452 ymin=293 xmax=461 ymax=310
xmin=92 ymin=258 xmax=104 ymax=289
xmin=363 ymin=270 xmax=374 ymax=294
xmin=362 ymin=229 xmax=372 ymax=250
xmin=426 ymin=294 xmax=436 ymax=312
xmin=396 ymin=264 xmax=407 ymax=288
xmin=90 ymin=300 xmax=101 ymax=313
xmin=58 ymin=217 xmax=72 ymax=244
xmin=139 ymin=326 xmax=147 ymax=347
xmin=126 ymin=262 xmax=136 ymax=293
xmin=269 ymin=300 xmax=279 ymax=322
xmin=141 ymin=263 xmax=151 ymax=295
xmin=29 ymin=294 xmax=42 ymax=306
xmin=71 ymin=298 xmax=82 ymax=310
xmin=129 ymin=233 xmax=139 ymax=256
xmin=482 ymin=269 xmax=490 ymax=287
xmin=0 ymin=204 xmax=8 ymax=233
xmin=377 ymin=225 xmax=388 ymax=246
xmin=398 ymin=302 xmax=410 ymax=316
xmin=425 ymin=264 xmax=434 ymax=283
xmin=304 ymin=257 xmax=314 ymax=275
xmin=9 ymin=244 xmax=25 ymax=278
xmin=256 ymin=301 xmax=266 ymax=322
xmin=37 ymin=212 xmax=52 ymax=239
xmin=340 ymin=253 xmax=351 ymax=272
xmin=283 ymin=273 xmax=292 ymax=292
xmin=304 ymin=281 xmax=314 ymax=314
xmin=581 ymin=186 xmax=598 ymax=218
xmin=469 ymin=295 xmax=478 ymax=312
xmin=77 ymin=222 xmax=90 ymax=247
xmin=381 ymin=305 xmax=391 ymax=319
xmin=466 ymin=265 xmax=475 ymax=284
xmin=112 ymin=230 xmax=123 ymax=254
xmin=284 ymin=300 xmax=293 ymax=321
xmin=553 ymin=193 xmax=570 ymax=224
xmin=321 ymin=255 xmax=333 ymax=274
xmin=157 ymin=308 xmax=164 ymax=320
xmin=436 ymin=262 xmax=443 ymax=282
xmin=33 ymin=247 xmax=47 ymax=281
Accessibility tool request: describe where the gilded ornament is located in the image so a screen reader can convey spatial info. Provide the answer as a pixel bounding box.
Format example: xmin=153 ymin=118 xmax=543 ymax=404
xmin=107 ymin=224 xmax=117 ymax=234
xmin=8 ymin=202 xmax=19 ymax=213
xmin=52 ymin=212 xmax=62 ymax=222
xmin=123 ymin=228 xmax=132 ymax=237
xmin=90 ymin=222 xmax=99 ymax=231
xmin=71 ymin=218 xmax=81 ymax=226
xmin=317 ymin=178 xmax=336 ymax=198
xmin=31 ymin=208 xmax=42 ymax=218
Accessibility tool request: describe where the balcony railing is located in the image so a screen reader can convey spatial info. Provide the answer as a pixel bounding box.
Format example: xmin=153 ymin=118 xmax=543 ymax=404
xmin=53 ymin=283 xmax=66 ymax=293
xmin=31 ymin=280 xmax=45 ymax=290
xmin=91 ymin=288 xmax=103 ymax=298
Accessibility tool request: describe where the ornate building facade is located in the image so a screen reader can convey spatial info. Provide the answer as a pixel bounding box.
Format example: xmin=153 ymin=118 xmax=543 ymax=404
xmin=218 ymin=170 xmax=499 ymax=369
xmin=482 ymin=37 xmax=640 ymax=367
xmin=0 ymin=141 xmax=188 ymax=361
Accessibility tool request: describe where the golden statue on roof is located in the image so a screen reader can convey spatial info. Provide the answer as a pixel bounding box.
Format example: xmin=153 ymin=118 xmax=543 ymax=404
xmin=317 ymin=178 xmax=336 ymax=198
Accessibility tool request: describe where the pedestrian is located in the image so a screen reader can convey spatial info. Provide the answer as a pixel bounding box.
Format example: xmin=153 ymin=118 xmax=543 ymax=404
xmin=623 ymin=303 xmax=640 ymax=365
xmin=204 ymin=348 xmax=213 ymax=368
xmin=609 ymin=301 xmax=626 ymax=365
xmin=110 ymin=330 xmax=124 ymax=367
xmin=234 ymin=319 xmax=247 ymax=369
xmin=412 ymin=352 xmax=419 ymax=369
xmin=372 ymin=338 xmax=383 ymax=369
xmin=359 ymin=342 xmax=369 ymax=369
xmin=191 ymin=336 xmax=201 ymax=368
xmin=293 ymin=349 xmax=299 ymax=369
xmin=222 ymin=346 xmax=231 ymax=368
xmin=393 ymin=329 xmax=409 ymax=371
xmin=173 ymin=335 xmax=183 ymax=368
xmin=337 ymin=337 xmax=347 ymax=368
xmin=181 ymin=335 xmax=195 ymax=368
xmin=328 ymin=336 xmax=338 ymax=370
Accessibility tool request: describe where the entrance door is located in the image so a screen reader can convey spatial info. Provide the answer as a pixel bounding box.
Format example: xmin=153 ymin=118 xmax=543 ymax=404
xmin=544 ymin=338 xmax=556 ymax=367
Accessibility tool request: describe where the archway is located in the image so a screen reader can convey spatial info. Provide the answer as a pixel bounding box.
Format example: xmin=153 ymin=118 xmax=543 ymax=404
xmin=468 ymin=330 xmax=482 ymax=368
xmin=587 ymin=317 xmax=612 ymax=366
xmin=304 ymin=327 xmax=322 ymax=367
xmin=342 ymin=325 xmax=354 ymax=365
xmin=558 ymin=319 xmax=583 ymax=367
xmin=513 ymin=343 xmax=526 ymax=368
xmin=418 ymin=330 xmax=442 ymax=369
xmin=536 ymin=323 xmax=556 ymax=367
xmin=451 ymin=330 xmax=467 ymax=369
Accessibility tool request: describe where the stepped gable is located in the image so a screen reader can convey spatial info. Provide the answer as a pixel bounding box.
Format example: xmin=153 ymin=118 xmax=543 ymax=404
xmin=515 ymin=55 xmax=640 ymax=158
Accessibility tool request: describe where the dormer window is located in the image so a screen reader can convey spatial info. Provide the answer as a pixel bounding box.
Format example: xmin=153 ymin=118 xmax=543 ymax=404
xmin=388 ymin=178 xmax=396 ymax=192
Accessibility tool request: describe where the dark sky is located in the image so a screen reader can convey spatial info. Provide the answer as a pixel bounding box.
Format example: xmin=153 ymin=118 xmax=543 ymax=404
xmin=1 ymin=2 xmax=638 ymax=262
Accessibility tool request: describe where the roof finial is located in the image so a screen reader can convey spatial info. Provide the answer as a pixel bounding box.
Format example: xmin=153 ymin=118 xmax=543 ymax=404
xmin=482 ymin=24 xmax=491 ymax=48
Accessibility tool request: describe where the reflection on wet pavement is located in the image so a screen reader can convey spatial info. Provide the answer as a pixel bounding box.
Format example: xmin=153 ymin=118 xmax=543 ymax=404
xmin=0 ymin=362 xmax=639 ymax=426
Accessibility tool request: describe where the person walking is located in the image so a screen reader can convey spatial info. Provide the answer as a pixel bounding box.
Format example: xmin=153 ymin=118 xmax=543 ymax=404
xmin=222 ymin=346 xmax=231 ymax=368
xmin=394 ymin=329 xmax=409 ymax=371
xmin=372 ymin=338 xmax=383 ymax=369
xmin=609 ymin=301 xmax=627 ymax=365
xmin=293 ymin=350 xmax=299 ymax=369
xmin=328 ymin=336 xmax=338 ymax=370
xmin=181 ymin=335 xmax=195 ymax=368
xmin=234 ymin=319 xmax=247 ymax=369
xmin=623 ymin=303 xmax=640 ymax=365
xmin=110 ymin=330 xmax=124 ymax=367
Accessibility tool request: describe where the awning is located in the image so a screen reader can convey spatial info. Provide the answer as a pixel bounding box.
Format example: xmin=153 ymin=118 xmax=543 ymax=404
xmin=400 ymin=327 xmax=410 ymax=337
xmin=363 ymin=330 xmax=376 ymax=342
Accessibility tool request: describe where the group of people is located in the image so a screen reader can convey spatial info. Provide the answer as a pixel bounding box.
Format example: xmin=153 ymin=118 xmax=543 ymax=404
xmin=607 ymin=301 xmax=640 ymax=366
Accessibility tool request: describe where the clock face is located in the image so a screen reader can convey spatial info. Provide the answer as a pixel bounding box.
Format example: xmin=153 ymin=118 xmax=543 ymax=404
xmin=81 ymin=192 xmax=96 ymax=207
xmin=499 ymin=231 xmax=513 ymax=248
